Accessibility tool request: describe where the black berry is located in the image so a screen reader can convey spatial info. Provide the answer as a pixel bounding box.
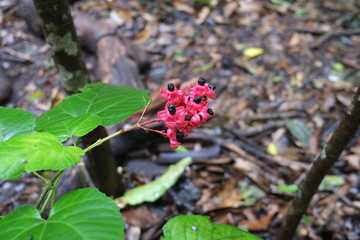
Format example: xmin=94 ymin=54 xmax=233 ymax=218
xmin=185 ymin=116 xmax=191 ymax=121
xmin=167 ymin=83 xmax=175 ymax=91
xmin=176 ymin=132 xmax=185 ymax=141
xmin=198 ymin=77 xmax=206 ymax=86
xmin=194 ymin=96 xmax=202 ymax=104
xmin=207 ymin=108 xmax=214 ymax=115
xmin=208 ymin=84 xmax=216 ymax=90
xmin=168 ymin=104 xmax=176 ymax=114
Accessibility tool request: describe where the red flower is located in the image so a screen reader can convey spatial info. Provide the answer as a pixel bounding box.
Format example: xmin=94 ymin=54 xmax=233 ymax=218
xmin=157 ymin=77 xmax=216 ymax=149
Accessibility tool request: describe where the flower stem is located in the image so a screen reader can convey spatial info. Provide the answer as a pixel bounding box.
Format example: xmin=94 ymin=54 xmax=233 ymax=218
xmin=83 ymin=119 xmax=162 ymax=153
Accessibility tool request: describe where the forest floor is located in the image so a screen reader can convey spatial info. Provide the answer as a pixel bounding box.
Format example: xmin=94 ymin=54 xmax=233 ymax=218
xmin=1 ymin=0 xmax=360 ymax=239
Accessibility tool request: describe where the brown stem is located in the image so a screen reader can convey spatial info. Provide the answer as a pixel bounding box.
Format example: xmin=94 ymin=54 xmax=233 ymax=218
xmin=32 ymin=0 xmax=88 ymax=94
xmin=276 ymin=84 xmax=360 ymax=239
xmin=32 ymin=0 xmax=123 ymax=197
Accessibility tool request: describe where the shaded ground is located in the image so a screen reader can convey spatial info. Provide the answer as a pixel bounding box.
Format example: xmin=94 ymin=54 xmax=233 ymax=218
xmin=1 ymin=0 xmax=360 ymax=239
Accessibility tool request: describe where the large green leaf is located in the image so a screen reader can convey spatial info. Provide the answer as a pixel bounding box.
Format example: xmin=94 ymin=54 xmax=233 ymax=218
xmin=0 ymin=132 xmax=83 ymax=180
xmin=35 ymin=83 xmax=150 ymax=140
xmin=161 ymin=215 xmax=262 ymax=240
xmin=116 ymin=157 xmax=192 ymax=207
xmin=0 ymin=107 xmax=35 ymax=142
xmin=41 ymin=113 xmax=101 ymax=142
xmin=285 ymin=119 xmax=312 ymax=147
xmin=0 ymin=188 xmax=124 ymax=240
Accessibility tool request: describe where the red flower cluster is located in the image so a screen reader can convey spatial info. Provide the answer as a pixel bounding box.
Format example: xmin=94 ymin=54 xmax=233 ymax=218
xmin=157 ymin=77 xmax=216 ymax=149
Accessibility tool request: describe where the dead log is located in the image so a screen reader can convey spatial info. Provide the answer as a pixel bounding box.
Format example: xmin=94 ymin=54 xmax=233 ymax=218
xmin=0 ymin=66 xmax=11 ymax=105
xmin=17 ymin=0 xmax=150 ymax=88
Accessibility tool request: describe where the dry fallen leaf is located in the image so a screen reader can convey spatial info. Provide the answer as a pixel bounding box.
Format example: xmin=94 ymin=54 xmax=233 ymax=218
xmin=197 ymin=178 xmax=242 ymax=212
xmin=238 ymin=205 xmax=279 ymax=231
xmin=134 ymin=27 xmax=151 ymax=44
xmin=172 ymin=1 xmax=195 ymax=14
xmin=196 ymin=7 xmax=210 ymax=24
xmin=223 ymin=2 xmax=238 ymax=18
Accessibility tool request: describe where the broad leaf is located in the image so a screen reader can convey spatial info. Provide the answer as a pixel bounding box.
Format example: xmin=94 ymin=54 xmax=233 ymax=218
xmin=0 ymin=188 xmax=124 ymax=240
xmin=162 ymin=215 xmax=262 ymax=240
xmin=36 ymin=83 xmax=149 ymax=140
xmin=116 ymin=157 xmax=192 ymax=207
xmin=285 ymin=119 xmax=312 ymax=147
xmin=319 ymin=175 xmax=345 ymax=191
xmin=0 ymin=107 xmax=35 ymax=142
xmin=41 ymin=114 xmax=101 ymax=142
xmin=0 ymin=132 xmax=83 ymax=180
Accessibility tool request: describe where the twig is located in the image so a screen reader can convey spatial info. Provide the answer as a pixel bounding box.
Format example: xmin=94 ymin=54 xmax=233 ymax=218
xmin=295 ymin=10 xmax=360 ymax=48
xmin=323 ymin=179 xmax=360 ymax=211
xmin=311 ymin=29 xmax=360 ymax=48
xmin=276 ymin=83 xmax=360 ymax=239
xmin=234 ymin=121 xmax=286 ymax=136
xmin=239 ymin=111 xmax=306 ymax=121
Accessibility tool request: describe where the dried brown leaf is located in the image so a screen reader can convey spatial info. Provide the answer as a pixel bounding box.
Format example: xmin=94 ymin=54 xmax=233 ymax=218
xmin=195 ymin=7 xmax=210 ymax=24
xmin=223 ymin=2 xmax=238 ymax=18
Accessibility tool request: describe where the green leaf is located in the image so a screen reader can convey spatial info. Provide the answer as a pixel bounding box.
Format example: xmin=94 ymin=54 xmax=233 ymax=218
xmin=277 ymin=184 xmax=299 ymax=192
xmin=0 ymin=132 xmax=83 ymax=180
xmin=41 ymin=114 xmax=101 ymax=142
xmin=174 ymin=51 xmax=184 ymax=58
xmin=238 ymin=182 xmax=265 ymax=205
xmin=285 ymin=119 xmax=312 ymax=147
xmin=36 ymin=83 xmax=149 ymax=140
xmin=161 ymin=215 xmax=262 ymax=240
xmin=332 ymin=62 xmax=344 ymax=72
xmin=271 ymin=0 xmax=291 ymax=7
xmin=301 ymin=214 xmax=313 ymax=224
xmin=0 ymin=107 xmax=35 ymax=142
xmin=193 ymin=62 xmax=215 ymax=73
xmin=116 ymin=157 xmax=192 ymax=206
xmin=174 ymin=145 xmax=189 ymax=153
xmin=319 ymin=175 xmax=345 ymax=191
xmin=293 ymin=8 xmax=309 ymax=17
xmin=0 ymin=188 xmax=124 ymax=240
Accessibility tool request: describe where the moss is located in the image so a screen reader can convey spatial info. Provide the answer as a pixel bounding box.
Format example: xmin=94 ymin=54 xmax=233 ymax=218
xmin=58 ymin=65 xmax=88 ymax=92
xmin=347 ymin=103 xmax=354 ymax=115
xmin=45 ymin=23 xmax=57 ymax=32
xmin=46 ymin=32 xmax=78 ymax=56
xmin=62 ymin=14 xmax=69 ymax=22
xmin=320 ymin=148 xmax=327 ymax=161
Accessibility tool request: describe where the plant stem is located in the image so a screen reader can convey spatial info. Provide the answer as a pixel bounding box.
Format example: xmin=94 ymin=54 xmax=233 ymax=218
xmin=83 ymin=119 xmax=162 ymax=153
xmin=276 ymin=84 xmax=360 ymax=240
xmin=39 ymin=189 xmax=53 ymax=214
xmin=33 ymin=172 xmax=48 ymax=184
xmin=35 ymin=170 xmax=64 ymax=210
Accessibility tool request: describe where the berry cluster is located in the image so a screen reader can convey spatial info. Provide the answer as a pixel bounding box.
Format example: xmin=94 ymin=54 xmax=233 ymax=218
xmin=157 ymin=77 xmax=216 ymax=149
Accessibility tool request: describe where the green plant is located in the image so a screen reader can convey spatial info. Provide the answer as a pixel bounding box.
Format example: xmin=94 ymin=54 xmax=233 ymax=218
xmin=0 ymin=82 xmax=261 ymax=239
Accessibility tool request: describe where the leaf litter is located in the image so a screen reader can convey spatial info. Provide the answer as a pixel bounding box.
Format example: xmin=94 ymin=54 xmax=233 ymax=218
xmin=1 ymin=0 xmax=360 ymax=239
